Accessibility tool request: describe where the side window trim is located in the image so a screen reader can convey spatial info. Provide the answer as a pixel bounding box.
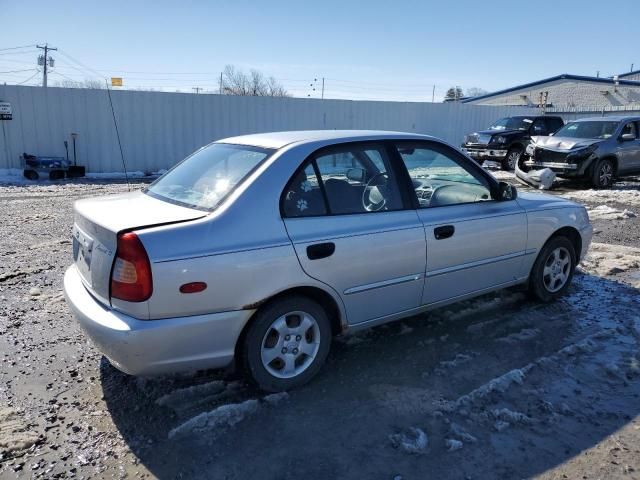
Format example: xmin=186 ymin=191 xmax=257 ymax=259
xmin=310 ymin=159 xmax=332 ymax=214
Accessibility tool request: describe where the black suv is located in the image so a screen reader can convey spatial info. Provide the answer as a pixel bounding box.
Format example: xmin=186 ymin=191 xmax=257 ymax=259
xmin=461 ymin=115 xmax=564 ymax=170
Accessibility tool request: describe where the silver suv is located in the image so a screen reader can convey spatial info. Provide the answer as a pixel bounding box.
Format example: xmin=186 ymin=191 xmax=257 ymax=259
xmin=525 ymin=116 xmax=640 ymax=187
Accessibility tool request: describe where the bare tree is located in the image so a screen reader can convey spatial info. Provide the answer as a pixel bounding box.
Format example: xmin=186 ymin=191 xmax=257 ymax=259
xmin=466 ymin=87 xmax=489 ymax=98
xmin=221 ymin=65 xmax=288 ymax=97
xmin=54 ymin=78 xmax=105 ymax=89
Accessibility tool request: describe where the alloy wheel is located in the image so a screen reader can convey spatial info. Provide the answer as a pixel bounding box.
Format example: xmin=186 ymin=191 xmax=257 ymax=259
xmin=542 ymin=247 xmax=571 ymax=293
xmin=260 ymin=311 xmax=321 ymax=379
xmin=599 ymin=162 xmax=613 ymax=187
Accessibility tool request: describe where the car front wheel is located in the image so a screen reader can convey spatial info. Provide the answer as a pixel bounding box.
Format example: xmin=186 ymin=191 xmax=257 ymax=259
xmin=591 ymin=158 xmax=615 ymax=188
xmin=241 ymin=295 xmax=331 ymax=392
xmin=503 ymin=147 xmax=522 ymax=171
xmin=529 ymin=236 xmax=576 ymax=302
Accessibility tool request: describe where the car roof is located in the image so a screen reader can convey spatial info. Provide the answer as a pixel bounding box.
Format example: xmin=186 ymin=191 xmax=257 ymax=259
xmin=217 ymin=130 xmax=437 ymax=149
xmin=570 ymin=116 xmax=640 ymax=123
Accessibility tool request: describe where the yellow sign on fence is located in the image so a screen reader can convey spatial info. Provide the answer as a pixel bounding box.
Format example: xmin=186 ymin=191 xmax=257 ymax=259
xmin=111 ymin=77 xmax=123 ymax=87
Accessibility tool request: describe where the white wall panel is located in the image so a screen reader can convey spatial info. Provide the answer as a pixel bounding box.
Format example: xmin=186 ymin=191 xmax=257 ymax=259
xmin=0 ymin=85 xmax=537 ymax=172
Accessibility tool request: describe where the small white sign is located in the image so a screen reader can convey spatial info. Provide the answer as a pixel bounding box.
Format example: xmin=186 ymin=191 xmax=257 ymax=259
xmin=0 ymin=102 xmax=12 ymax=120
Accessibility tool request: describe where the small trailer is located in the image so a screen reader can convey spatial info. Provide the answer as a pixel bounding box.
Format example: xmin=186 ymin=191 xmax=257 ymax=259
xmin=22 ymin=153 xmax=71 ymax=180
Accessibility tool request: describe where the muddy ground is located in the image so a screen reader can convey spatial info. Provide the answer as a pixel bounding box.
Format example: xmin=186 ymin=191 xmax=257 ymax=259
xmin=1 ymin=173 xmax=640 ymax=479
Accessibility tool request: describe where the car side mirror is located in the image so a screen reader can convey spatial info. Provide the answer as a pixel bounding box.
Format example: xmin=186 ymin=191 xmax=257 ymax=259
xmin=497 ymin=181 xmax=517 ymax=201
xmin=620 ymin=133 xmax=635 ymax=142
xmin=346 ymin=167 xmax=366 ymax=182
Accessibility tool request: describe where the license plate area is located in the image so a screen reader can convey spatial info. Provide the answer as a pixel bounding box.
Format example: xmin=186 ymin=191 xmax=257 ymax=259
xmin=72 ymin=224 xmax=94 ymax=285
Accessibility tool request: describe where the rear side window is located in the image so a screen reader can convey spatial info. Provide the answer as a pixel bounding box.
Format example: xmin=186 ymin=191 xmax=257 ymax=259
xmin=282 ymin=144 xmax=403 ymax=217
xmin=282 ymin=164 xmax=327 ymax=217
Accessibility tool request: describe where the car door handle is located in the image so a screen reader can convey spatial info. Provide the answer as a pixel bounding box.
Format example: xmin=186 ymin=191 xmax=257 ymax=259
xmin=307 ymin=242 xmax=335 ymax=260
xmin=434 ymin=225 xmax=455 ymax=240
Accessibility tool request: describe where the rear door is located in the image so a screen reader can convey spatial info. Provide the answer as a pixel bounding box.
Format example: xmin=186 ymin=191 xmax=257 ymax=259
xmin=392 ymin=140 xmax=528 ymax=306
xmin=282 ymin=142 xmax=426 ymax=325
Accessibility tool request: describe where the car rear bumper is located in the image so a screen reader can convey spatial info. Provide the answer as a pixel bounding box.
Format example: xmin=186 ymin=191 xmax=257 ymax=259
xmin=461 ymin=146 xmax=508 ymax=161
xmin=63 ymin=265 xmax=254 ymax=376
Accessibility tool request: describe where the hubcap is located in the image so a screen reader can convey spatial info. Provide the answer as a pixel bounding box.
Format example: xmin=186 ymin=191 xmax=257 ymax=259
xmin=599 ymin=163 xmax=613 ymax=186
xmin=542 ymin=247 xmax=571 ymax=293
xmin=260 ymin=311 xmax=321 ymax=379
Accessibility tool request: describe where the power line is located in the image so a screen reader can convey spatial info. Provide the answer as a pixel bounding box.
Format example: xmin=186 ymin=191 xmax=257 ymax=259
xmin=16 ymin=70 xmax=41 ymax=85
xmin=0 ymin=44 xmax=37 ymax=52
xmin=0 ymin=68 xmax=37 ymax=74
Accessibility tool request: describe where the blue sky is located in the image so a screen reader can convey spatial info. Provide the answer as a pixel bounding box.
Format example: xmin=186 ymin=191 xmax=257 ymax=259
xmin=1 ymin=0 xmax=638 ymax=101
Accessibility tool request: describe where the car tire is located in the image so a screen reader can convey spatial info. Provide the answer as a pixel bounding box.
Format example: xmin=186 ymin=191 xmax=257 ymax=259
xmin=591 ymin=158 xmax=615 ymax=188
xmin=502 ymin=147 xmax=522 ymax=171
xmin=240 ymin=295 xmax=331 ymax=392
xmin=528 ymin=236 xmax=576 ymax=303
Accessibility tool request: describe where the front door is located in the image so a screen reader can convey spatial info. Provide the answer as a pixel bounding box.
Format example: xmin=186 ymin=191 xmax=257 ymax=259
xmin=392 ymin=140 xmax=528 ymax=306
xmin=616 ymin=121 xmax=640 ymax=173
xmin=282 ymin=142 xmax=426 ymax=325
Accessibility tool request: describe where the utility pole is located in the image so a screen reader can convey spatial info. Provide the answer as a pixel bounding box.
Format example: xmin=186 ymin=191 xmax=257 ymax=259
xmin=219 ymin=72 xmax=223 ymax=94
xmin=36 ymin=44 xmax=57 ymax=88
xmin=321 ymin=77 xmax=325 ymax=99
xmin=192 ymin=87 xmax=202 ymax=94
xmin=432 ymin=85 xmax=435 ymax=102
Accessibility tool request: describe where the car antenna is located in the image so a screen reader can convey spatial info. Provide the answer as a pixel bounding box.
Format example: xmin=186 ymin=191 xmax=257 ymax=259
xmin=105 ymin=80 xmax=131 ymax=191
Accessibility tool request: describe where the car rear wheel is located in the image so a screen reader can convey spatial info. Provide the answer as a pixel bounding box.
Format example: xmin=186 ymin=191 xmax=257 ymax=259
xmin=241 ymin=295 xmax=331 ymax=392
xmin=528 ymin=236 xmax=576 ymax=302
xmin=502 ymin=147 xmax=522 ymax=171
xmin=591 ymin=158 xmax=615 ymax=188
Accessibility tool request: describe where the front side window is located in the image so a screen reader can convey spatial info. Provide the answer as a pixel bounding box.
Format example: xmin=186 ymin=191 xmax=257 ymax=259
xmin=531 ymin=119 xmax=548 ymax=135
xmin=622 ymin=122 xmax=638 ymax=138
xmin=146 ymin=143 xmax=272 ymax=210
xmin=282 ymin=144 xmax=403 ymax=217
xmin=396 ymin=142 xmax=492 ymax=208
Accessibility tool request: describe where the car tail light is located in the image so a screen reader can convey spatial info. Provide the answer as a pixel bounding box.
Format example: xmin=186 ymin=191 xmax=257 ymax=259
xmin=111 ymin=232 xmax=153 ymax=302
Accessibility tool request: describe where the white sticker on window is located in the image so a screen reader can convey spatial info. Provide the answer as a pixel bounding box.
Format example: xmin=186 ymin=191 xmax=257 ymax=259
xmin=297 ymin=199 xmax=308 ymax=211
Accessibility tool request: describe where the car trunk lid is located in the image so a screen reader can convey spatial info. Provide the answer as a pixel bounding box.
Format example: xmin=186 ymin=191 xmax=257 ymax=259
xmin=72 ymin=191 xmax=206 ymax=305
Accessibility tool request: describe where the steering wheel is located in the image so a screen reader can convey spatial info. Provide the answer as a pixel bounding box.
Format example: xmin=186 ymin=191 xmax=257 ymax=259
xmin=362 ymin=172 xmax=389 ymax=212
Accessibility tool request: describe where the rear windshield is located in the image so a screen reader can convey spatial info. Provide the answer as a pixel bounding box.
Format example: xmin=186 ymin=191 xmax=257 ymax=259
xmin=145 ymin=143 xmax=273 ymax=210
xmin=554 ymin=121 xmax=619 ymax=139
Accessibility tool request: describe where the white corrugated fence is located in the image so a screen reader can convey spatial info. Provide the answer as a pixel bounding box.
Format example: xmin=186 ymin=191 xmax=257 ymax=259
xmin=0 ymin=85 xmax=538 ymax=173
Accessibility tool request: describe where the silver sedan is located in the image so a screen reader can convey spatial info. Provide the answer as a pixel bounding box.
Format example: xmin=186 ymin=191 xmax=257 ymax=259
xmin=64 ymin=130 xmax=593 ymax=391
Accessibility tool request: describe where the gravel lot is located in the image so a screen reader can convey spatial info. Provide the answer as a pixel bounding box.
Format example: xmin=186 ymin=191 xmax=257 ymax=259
xmin=1 ymin=173 xmax=640 ymax=479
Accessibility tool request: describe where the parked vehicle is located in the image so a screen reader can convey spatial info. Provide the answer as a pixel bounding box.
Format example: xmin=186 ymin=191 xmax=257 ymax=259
xmin=64 ymin=131 xmax=592 ymax=391
xmin=524 ymin=116 xmax=640 ymax=188
xmin=462 ymin=115 xmax=564 ymax=170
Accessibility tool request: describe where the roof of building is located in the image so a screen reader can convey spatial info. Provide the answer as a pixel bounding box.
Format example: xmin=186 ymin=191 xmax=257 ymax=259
xmin=618 ymin=70 xmax=640 ymax=79
xmin=462 ymin=74 xmax=640 ymax=103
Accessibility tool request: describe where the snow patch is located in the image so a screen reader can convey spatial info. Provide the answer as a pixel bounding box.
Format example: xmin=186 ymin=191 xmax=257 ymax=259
xmin=263 ymin=392 xmax=289 ymax=406
xmin=495 ymin=328 xmax=540 ymax=344
xmin=445 ymin=438 xmax=463 ymax=451
xmin=168 ymin=399 xmax=259 ymax=439
xmin=443 ymin=368 xmax=528 ymax=411
xmin=449 ymin=422 xmax=477 ymax=443
xmin=564 ymin=188 xmax=640 ymax=208
xmin=491 ymin=407 xmax=532 ymax=425
xmin=389 ymin=427 xmax=428 ymax=454
xmin=587 ymin=205 xmax=636 ymax=220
